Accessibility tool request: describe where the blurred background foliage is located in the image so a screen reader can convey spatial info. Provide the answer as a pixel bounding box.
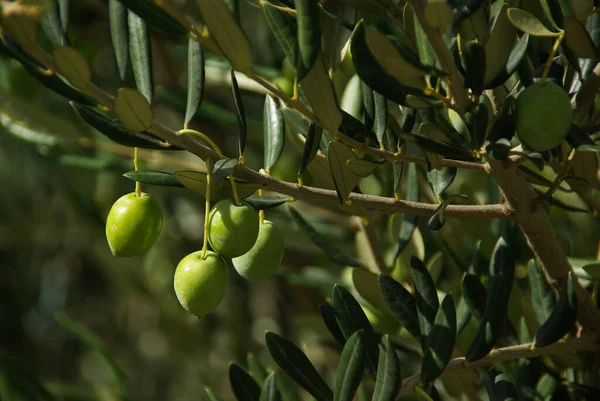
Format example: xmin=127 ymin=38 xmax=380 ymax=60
xmin=0 ymin=1 xmax=599 ymax=401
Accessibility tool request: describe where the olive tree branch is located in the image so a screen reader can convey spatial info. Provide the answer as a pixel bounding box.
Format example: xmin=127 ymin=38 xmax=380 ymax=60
xmin=397 ymin=337 xmax=600 ymax=397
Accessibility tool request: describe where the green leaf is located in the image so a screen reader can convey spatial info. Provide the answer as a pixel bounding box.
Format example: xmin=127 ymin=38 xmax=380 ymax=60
xmin=289 ymin=208 xmax=364 ymax=268
xmin=402 ymin=133 xmax=474 ymax=161
xmin=41 ymin=1 xmax=67 ymax=48
xmin=328 ymin=141 xmax=361 ymax=203
xmin=427 ymin=201 xmax=446 ymax=231
xmin=265 ymin=332 xmax=333 ymax=401
xmin=298 ymin=122 xmax=322 ymax=178
xmin=109 ymin=0 xmax=129 ymax=82
xmin=427 ymin=167 xmax=456 ymax=200
xmin=582 ymin=263 xmax=600 ymax=279
xmin=464 ymin=41 xmax=486 ymax=97
xmin=274 ymin=371 xmax=301 ymax=401
xmin=247 ymin=353 xmax=268 ymax=384
xmin=195 ymin=0 xmax=253 ymax=73
xmin=117 ymin=0 xmax=186 ymax=36
xmin=507 ymin=8 xmax=560 ymax=37
xmin=534 ymin=273 xmax=578 ymax=347
xmin=53 ymin=46 xmax=91 ymax=90
xmin=58 ymin=0 xmax=69 ymax=32
xmin=264 ymin=95 xmax=285 ymax=171
xmin=332 ymin=285 xmax=379 ymax=379
xmin=243 ymin=195 xmax=288 ymax=210
xmin=260 ymin=373 xmax=281 ymax=401
xmin=351 ymin=268 xmax=391 ymax=314
xmin=484 ymin=3 xmax=516 ymax=86
xmin=378 ymin=274 xmax=421 ymax=342
xmin=333 ymin=330 xmax=366 ymax=401
xmin=493 ymin=373 xmax=518 ymax=401
xmin=123 ymin=170 xmax=184 ymax=187
xmin=320 ymin=304 xmax=347 ymax=346
xmin=564 ymin=16 xmax=597 ymax=60
xmin=486 ymin=97 xmax=515 ymax=144
xmin=184 ymin=38 xmax=205 ymax=128
xmin=461 ymin=274 xmax=487 ymax=321
xmin=174 ymin=171 xmax=258 ymax=200
xmin=205 ymin=387 xmax=224 ymax=401
xmin=229 ymin=364 xmax=261 ymax=401
xmin=373 ymin=91 xmax=388 ymax=143
xmin=346 ymin=159 xmax=379 ymax=178
xmin=128 ymin=10 xmax=153 ymax=104
xmin=71 ymin=102 xmax=169 ymax=150
xmin=420 ymin=294 xmax=456 ymax=384
xmin=231 ymin=70 xmax=247 ymax=156
xmin=586 ymin=11 xmax=600 ymax=57
xmin=392 ymin=163 xmax=418 ymax=260
xmin=528 ymin=259 xmax=556 ymax=326
xmin=263 ymin=2 xmax=297 ymax=66
xmin=296 ymin=0 xmax=321 ymax=80
xmin=212 ymin=158 xmax=239 ymax=182
xmin=410 ymin=4 xmax=436 ymax=67
xmin=485 ymin=33 xmax=530 ymax=89
xmin=372 ymin=335 xmax=401 ymax=401
xmin=113 ymin=87 xmax=154 ymax=132
xmin=411 ymin=256 xmax=440 ymax=344
xmin=490 ymin=237 xmax=515 ymax=293
xmin=300 ymin=55 xmax=343 ymax=133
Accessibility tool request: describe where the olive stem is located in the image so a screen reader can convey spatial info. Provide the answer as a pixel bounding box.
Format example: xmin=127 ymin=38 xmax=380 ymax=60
xmin=413 ymin=386 xmax=433 ymax=401
xmin=202 ymin=158 xmax=213 ymax=260
xmin=177 ymin=129 xmax=225 ymax=158
xmin=540 ymin=32 xmax=565 ymax=85
xmin=134 ymin=147 xmax=141 ymax=197
xmin=230 ymin=178 xmax=242 ymax=206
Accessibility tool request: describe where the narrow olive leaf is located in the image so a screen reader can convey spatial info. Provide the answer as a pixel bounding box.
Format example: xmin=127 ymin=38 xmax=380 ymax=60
xmin=174 ymin=171 xmax=259 ymax=200
xmin=264 ymin=95 xmax=285 ymax=170
xmin=427 ymin=167 xmax=457 ymax=200
xmin=109 ymin=0 xmax=129 ymax=82
xmin=231 ymin=70 xmax=247 ymax=156
xmin=346 ymin=159 xmax=379 ymax=178
xmin=205 ymin=387 xmax=224 ymax=401
xmin=392 ymin=163 xmax=419 ymax=261
xmin=260 ymin=373 xmax=281 ymax=401
xmin=296 ymin=0 xmax=321 ymax=80
xmin=470 ymin=103 xmax=489 ymax=150
xmin=0 ymin=37 xmax=96 ymax=106
xmin=465 ymin=274 xmax=508 ymax=361
xmin=485 ymin=33 xmax=530 ymax=89
xmin=53 ymin=46 xmax=91 ymax=90
xmin=128 ymin=10 xmax=153 ymax=104
xmin=494 ymin=373 xmax=519 ymax=401
xmin=528 ymin=259 xmax=556 ymax=325
xmin=274 ymin=371 xmax=301 ymax=401
xmin=332 ymin=285 xmax=379 ymax=379
xmin=229 ymin=363 xmax=261 ymax=401
xmin=58 ymin=0 xmax=69 ymax=32
xmin=243 ymin=195 xmax=288 ymax=211
xmin=265 ymin=332 xmax=334 ymax=401
xmin=420 ymin=294 xmax=456 ymax=384
xmin=587 ymin=11 xmax=600 ymax=57
xmin=298 ymin=122 xmax=323 ymax=178
xmin=490 ymin=237 xmax=515 ymax=293
xmin=372 ymin=335 xmax=401 ymax=401
xmin=333 ymin=330 xmax=366 ymax=401
xmin=427 ymin=202 xmax=446 ymax=231
xmin=71 ymin=102 xmax=169 ymax=150
xmin=563 ymin=16 xmax=598 ymax=60
xmin=263 ymin=2 xmax=298 ymax=66
xmin=195 ymin=0 xmax=252 ymax=73
xmin=123 ymin=170 xmax=184 ymax=187
xmin=411 ymin=256 xmax=440 ymax=344
xmin=373 ymin=92 xmax=387 ymax=143
xmin=464 ymin=41 xmax=486 ymax=97
xmin=362 ymin=82 xmax=375 ymax=137
xmin=534 ymin=273 xmax=578 ymax=347
xmin=114 ymin=87 xmax=154 ymax=132
xmin=507 ymin=8 xmax=560 ymax=37
xmin=117 ymin=0 xmax=186 ymax=36
xmin=40 ymin=2 xmax=67 ymax=48
xmin=461 ymin=274 xmax=487 ymax=320
xmin=320 ymin=304 xmax=347 ymax=346
xmin=486 ymin=97 xmax=515 ymax=144
xmin=329 ymin=141 xmax=361 ymax=203
xmin=184 ymin=38 xmax=205 ymax=127
xmin=300 ymin=55 xmax=343 ymax=133
xmin=378 ymin=275 xmax=421 ymax=342
xmin=289 ymin=208 xmax=364 ymax=268
xmin=213 ymin=158 xmax=239 ymax=183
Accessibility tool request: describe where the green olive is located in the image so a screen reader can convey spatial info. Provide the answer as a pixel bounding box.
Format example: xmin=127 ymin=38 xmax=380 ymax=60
xmin=232 ymin=220 xmax=284 ymax=282
xmin=105 ymin=192 xmax=162 ymax=257
xmin=208 ymin=199 xmax=259 ymax=258
xmin=273 ymin=76 xmax=294 ymax=97
xmin=515 ymin=81 xmax=573 ymax=152
xmin=173 ymin=250 xmax=229 ymax=317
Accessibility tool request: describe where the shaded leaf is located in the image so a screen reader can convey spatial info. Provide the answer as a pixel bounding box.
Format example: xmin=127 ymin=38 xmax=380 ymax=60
xmin=243 ymin=195 xmax=288 ymax=210
xmin=128 ymin=10 xmax=153 ymax=103
xmin=328 ymin=141 xmax=361 ymax=203
xmin=411 ymin=256 xmax=440 ymax=344
xmin=296 ymin=0 xmax=321 ymax=80
xmin=372 ymin=335 xmax=401 ymax=401
xmin=263 ymin=2 xmax=297 ymax=65
xmin=378 ymin=274 xmax=421 ymax=342
xmin=185 ymin=38 xmax=205 ymax=127
xmin=528 ymin=259 xmax=556 ymax=326
xmin=420 ymin=294 xmax=456 ymax=384
xmin=231 ymin=70 xmax=247 ymax=156
xmin=229 ymin=364 xmax=261 ymax=401
xmin=113 ymin=87 xmax=154 ymax=132
xmin=461 ymin=274 xmax=487 ymax=320
xmin=300 ymin=55 xmax=342 ymax=133
xmin=298 ymin=122 xmax=322 ymax=177
xmin=333 ymin=330 xmax=366 ymax=401
xmin=507 ymin=8 xmax=560 ymax=36
xmin=117 ymin=0 xmax=187 ymax=36
xmin=213 ymin=158 xmax=239 ymax=183
xmin=264 ymin=95 xmax=285 ymax=171
xmin=41 ymin=1 xmax=67 ymax=48
xmin=427 ymin=167 xmax=456 ymax=199
xmin=392 ymin=163 xmax=419 ymax=261
xmin=109 ymin=0 xmax=129 ymax=82
xmin=247 ymin=353 xmax=268 ymax=384
xmin=534 ymin=273 xmax=578 ymax=347
xmin=320 ymin=304 xmax=347 ymax=346
xmin=123 ymin=170 xmax=184 ymax=187
xmin=260 ymin=374 xmax=282 ymax=401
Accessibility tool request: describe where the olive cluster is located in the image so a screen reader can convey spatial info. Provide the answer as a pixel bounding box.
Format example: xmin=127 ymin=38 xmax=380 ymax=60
xmin=105 ymin=195 xmax=284 ymax=318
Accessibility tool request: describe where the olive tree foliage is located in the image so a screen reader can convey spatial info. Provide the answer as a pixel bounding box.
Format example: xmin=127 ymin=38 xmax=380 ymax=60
xmin=1 ymin=0 xmax=600 ymax=400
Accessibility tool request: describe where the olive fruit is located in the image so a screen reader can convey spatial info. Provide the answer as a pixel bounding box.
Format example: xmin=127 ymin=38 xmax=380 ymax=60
xmin=232 ymin=220 xmax=284 ymax=282
xmin=105 ymin=192 xmax=162 ymax=257
xmin=207 ymin=199 xmax=259 ymax=258
xmin=174 ymin=251 xmax=229 ymax=317
xmin=515 ymin=81 xmax=573 ymax=152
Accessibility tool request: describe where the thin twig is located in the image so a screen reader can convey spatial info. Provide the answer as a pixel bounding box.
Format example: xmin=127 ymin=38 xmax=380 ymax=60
xmin=397 ymin=337 xmax=600 ymax=397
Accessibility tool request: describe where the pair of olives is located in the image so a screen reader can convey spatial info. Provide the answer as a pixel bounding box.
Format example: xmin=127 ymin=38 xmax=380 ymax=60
xmin=174 ymin=198 xmax=285 ymax=317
